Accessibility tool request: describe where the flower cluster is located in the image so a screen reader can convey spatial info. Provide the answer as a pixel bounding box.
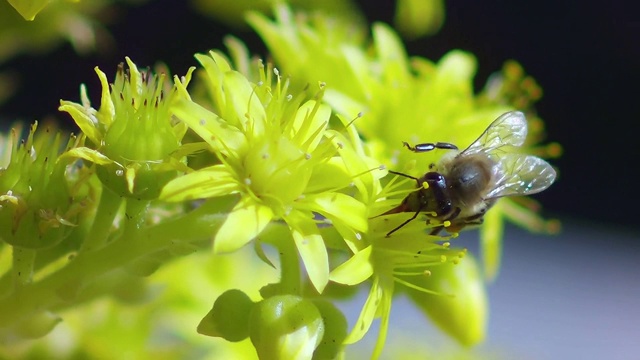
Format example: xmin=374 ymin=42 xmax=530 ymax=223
xmin=0 ymin=2 xmax=560 ymax=359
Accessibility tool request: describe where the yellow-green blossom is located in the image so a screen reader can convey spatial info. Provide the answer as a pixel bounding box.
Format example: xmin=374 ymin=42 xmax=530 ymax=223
xmin=249 ymin=4 xmax=559 ymax=282
xmin=325 ymin=172 xmax=475 ymax=358
xmin=160 ymin=51 xmax=369 ymax=293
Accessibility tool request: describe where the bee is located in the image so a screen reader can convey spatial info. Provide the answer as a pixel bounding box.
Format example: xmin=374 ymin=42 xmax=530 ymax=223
xmin=381 ymin=111 xmax=557 ymax=237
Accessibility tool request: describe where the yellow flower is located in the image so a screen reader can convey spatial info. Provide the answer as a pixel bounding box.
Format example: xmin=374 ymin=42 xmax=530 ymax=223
xmin=160 ymin=51 xmax=370 ymax=293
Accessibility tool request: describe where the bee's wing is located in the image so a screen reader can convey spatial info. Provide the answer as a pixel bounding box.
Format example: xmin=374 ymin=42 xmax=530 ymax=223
xmin=486 ymin=153 xmax=557 ymax=199
xmin=462 ymin=111 xmax=528 ymax=156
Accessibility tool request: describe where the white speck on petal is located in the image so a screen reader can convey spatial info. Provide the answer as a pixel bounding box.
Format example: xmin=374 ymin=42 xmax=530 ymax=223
xmin=115 ymin=169 xmax=124 ymax=176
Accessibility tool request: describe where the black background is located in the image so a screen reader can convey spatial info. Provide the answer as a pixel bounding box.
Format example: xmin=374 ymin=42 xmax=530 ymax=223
xmin=2 ymin=1 xmax=638 ymax=232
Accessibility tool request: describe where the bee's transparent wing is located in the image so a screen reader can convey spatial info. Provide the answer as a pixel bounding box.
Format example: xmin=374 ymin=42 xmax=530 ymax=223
xmin=486 ymin=153 xmax=557 ymax=199
xmin=463 ymin=111 xmax=528 ymax=156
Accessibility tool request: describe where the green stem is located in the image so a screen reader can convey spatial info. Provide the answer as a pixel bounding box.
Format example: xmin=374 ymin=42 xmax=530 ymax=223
xmin=0 ymin=197 xmax=234 ymax=329
xmin=277 ymin=236 xmax=301 ymax=295
xmin=123 ymin=198 xmax=150 ymax=235
xmin=80 ymin=188 xmax=123 ymax=252
xmin=12 ymin=247 xmax=36 ymax=288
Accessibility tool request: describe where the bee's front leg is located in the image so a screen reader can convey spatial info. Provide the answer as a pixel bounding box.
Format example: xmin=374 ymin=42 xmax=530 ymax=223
xmin=403 ymin=141 xmax=458 ymax=153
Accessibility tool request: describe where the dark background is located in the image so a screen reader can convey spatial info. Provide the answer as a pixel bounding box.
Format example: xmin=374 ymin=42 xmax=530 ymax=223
xmin=1 ymin=1 xmax=638 ymax=232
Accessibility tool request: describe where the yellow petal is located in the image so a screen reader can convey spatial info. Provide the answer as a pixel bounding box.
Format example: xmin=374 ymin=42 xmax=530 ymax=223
xmin=291 ymin=100 xmax=330 ymax=151
xmin=214 ymin=197 xmax=273 ymax=254
xmin=286 ymin=211 xmax=329 ymax=293
xmin=308 ymin=192 xmax=368 ymax=233
xmin=160 ymin=165 xmax=239 ymax=202
xmin=171 ymin=99 xmax=246 ymax=156
xmin=344 ymin=276 xmax=383 ymax=344
xmin=480 ymin=200 xmax=504 ymax=281
xmin=329 ymin=246 xmax=373 ymax=285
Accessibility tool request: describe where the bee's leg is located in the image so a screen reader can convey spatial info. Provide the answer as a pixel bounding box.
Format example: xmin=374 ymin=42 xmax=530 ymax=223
xmin=402 ymin=142 xmax=458 ymax=153
xmin=444 ymin=207 xmax=461 ymax=221
xmin=385 ymin=210 xmax=421 ymax=238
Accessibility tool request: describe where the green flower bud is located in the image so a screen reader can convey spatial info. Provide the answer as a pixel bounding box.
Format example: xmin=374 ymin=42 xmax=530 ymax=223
xmin=312 ymin=300 xmax=347 ymax=360
xmin=59 ymin=57 xmax=195 ymax=200
xmin=250 ymin=295 xmax=324 ymax=360
xmin=198 ymin=289 xmax=254 ymax=342
xmin=0 ymin=123 xmax=86 ymax=249
xmin=404 ymin=254 xmax=487 ymax=346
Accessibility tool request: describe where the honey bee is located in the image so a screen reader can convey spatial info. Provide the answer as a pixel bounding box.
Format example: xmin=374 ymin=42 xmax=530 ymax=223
xmin=381 ymin=111 xmax=557 ymax=237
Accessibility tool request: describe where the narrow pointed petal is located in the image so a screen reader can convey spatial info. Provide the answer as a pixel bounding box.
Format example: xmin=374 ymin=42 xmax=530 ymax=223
xmin=160 ymin=165 xmax=239 ymax=201
xmin=286 ymin=211 xmax=329 ymax=293
xmin=329 ymin=246 xmax=373 ymax=286
xmin=344 ymin=277 xmax=383 ymax=344
xmin=214 ymin=197 xmax=274 ymax=254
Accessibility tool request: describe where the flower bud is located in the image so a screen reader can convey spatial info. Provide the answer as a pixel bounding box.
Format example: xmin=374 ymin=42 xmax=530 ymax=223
xmin=0 ymin=124 xmax=86 ymax=249
xmin=197 ymin=289 xmax=254 ymax=342
xmin=312 ymin=300 xmax=347 ymax=360
xmin=250 ymin=295 xmax=324 ymax=360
